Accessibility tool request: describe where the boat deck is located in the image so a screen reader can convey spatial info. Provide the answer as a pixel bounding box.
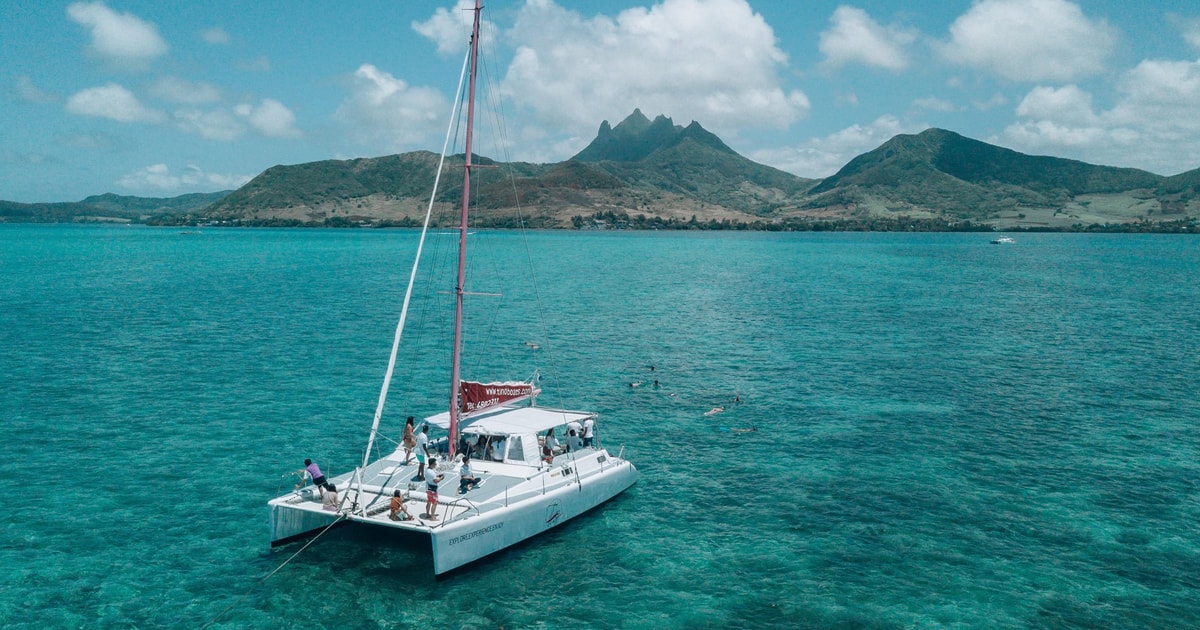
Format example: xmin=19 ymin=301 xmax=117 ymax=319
xmin=286 ymin=446 xmax=601 ymax=531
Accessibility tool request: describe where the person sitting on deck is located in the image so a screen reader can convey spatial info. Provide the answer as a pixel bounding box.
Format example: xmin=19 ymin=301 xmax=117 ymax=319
xmin=389 ymin=489 xmax=413 ymax=521
xmin=491 ymin=436 xmax=507 ymax=462
xmin=425 ymin=458 xmax=444 ymax=519
xmin=458 ymin=456 xmax=482 ymax=494
xmin=322 ymin=483 xmax=339 ymax=511
xmin=566 ymin=429 xmax=582 ymax=452
xmin=472 ymin=435 xmax=488 ymax=459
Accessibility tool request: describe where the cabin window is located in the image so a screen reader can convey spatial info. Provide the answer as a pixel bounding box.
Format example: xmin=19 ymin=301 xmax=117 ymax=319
xmin=508 ymin=436 xmax=525 ymax=462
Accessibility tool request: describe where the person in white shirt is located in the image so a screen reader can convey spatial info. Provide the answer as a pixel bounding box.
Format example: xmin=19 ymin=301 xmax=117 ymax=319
xmin=414 ymin=424 xmax=430 ymax=481
xmin=566 ymin=429 xmax=582 ymax=452
xmin=582 ymin=417 xmax=595 ymax=447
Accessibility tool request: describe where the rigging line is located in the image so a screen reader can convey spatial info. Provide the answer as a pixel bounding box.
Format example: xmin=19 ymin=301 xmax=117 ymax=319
xmin=477 ymin=41 xmax=567 ymax=412
xmin=202 ymin=513 xmax=348 ymax=629
xmin=362 ymin=36 xmax=473 ymax=470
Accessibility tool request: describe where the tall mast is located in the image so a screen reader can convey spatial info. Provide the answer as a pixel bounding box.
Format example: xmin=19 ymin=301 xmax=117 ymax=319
xmin=448 ymin=0 xmax=482 ymax=458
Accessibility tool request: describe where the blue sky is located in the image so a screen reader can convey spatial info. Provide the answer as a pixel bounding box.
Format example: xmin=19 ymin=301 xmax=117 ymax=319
xmin=3 ymin=0 xmax=1199 ymax=203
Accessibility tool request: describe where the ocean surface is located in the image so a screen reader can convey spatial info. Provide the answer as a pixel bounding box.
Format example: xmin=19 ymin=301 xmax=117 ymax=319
xmin=3 ymin=224 xmax=1199 ymax=628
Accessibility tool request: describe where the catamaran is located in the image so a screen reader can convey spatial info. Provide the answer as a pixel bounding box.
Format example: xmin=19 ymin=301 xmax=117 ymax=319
xmin=267 ymin=0 xmax=638 ymax=575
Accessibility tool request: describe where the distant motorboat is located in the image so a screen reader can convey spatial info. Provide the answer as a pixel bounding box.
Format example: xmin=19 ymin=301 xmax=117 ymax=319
xmin=991 ymin=236 xmax=1015 ymax=244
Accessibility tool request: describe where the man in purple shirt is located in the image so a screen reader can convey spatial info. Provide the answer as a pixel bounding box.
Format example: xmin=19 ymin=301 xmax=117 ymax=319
xmin=302 ymin=458 xmax=326 ymax=488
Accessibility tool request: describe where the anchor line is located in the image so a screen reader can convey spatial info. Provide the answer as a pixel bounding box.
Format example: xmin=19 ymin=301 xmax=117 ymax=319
xmin=202 ymin=512 xmax=348 ymax=628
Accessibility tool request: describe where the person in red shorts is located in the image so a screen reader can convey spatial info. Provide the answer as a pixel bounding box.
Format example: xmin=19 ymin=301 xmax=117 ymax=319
xmin=425 ymin=458 xmax=445 ymax=519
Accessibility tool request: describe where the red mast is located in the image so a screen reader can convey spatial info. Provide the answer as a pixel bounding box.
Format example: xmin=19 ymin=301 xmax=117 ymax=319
xmin=448 ymin=0 xmax=483 ymax=459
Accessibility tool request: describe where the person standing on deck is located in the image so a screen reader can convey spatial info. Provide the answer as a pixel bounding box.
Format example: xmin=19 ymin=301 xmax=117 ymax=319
xmin=582 ymin=416 xmax=595 ymax=448
xmin=299 ymin=459 xmax=326 ymax=493
xmin=425 ymin=458 xmax=444 ymax=519
xmin=414 ymin=424 xmax=430 ymax=481
xmin=402 ymin=416 xmax=416 ymax=465
xmin=543 ymin=428 xmax=558 ymax=461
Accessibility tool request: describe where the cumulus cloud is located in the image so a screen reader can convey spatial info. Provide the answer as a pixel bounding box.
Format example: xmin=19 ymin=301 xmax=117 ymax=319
xmin=1170 ymin=15 xmax=1200 ymax=51
xmin=173 ymin=108 xmax=243 ymax=141
xmin=66 ymin=83 xmax=165 ymax=124
xmin=1002 ymin=58 xmax=1200 ymax=174
xmin=334 ymin=63 xmax=449 ymax=149
xmin=413 ymin=0 xmax=496 ymax=56
xmin=941 ymin=0 xmax=1115 ymax=82
xmin=201 ymin=27 xmax=231 ymax=45
xmin=117 ymin=163 xmax=252 ymax=192
xmin=503 ymin=0 xmax=809 ymax=146
xmin=67 ymin=2 xmax=168 ymax=68
xmin=236 ymin=99 xmax=301 ymax=138
xmin=149 ymin=77 xmax=221 ymax=104
xmin=751 ymin=115 xmax=925 ymax=179
xmin=1014 ymin=85 xmax=1096 ymax=125
xmin=172 ymin=99 xmax=300 ymax=141
xmin=818 ymin=6 xmax=915 ymax=71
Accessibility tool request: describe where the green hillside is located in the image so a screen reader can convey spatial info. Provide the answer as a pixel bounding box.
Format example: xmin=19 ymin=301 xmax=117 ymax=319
xmin=6 ymin=113 xmax=1199 ymax=231
xmin=0 ymin=191 xmax=228 ymax=223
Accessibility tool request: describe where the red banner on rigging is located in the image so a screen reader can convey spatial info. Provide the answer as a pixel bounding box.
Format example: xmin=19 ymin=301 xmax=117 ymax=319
xmin=460 ymin=381 xmax=535 ymax=414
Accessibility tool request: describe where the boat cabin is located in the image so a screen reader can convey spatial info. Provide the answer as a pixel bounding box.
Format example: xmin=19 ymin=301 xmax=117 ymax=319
xmin=425 ymin=405 xmax=594 ymax=467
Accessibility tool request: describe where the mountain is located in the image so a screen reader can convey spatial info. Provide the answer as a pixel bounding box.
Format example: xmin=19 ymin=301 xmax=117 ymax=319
xmin=6 ymin=113 xmax=1198 ymax=230
xmin=0 ymin=191 xmax=229 ymax=224
xmin=180 ymin=111 xmax=818 ymax=227
xmin=806 ymin=129 xmax=1174 ymax=225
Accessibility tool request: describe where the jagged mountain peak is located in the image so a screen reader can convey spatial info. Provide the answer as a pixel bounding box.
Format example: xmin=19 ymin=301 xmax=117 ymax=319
xmin=571 ymin=110 xmax=735 ymax=163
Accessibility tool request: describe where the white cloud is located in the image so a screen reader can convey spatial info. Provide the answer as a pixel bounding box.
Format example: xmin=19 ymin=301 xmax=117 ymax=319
xmin=174 ymin=108 xmax=243 ymax=141
xmin=751 ymin=115 xmax=926 ymax=179
xmin=236 ymin=99 xmax=301 ymax=138
xmin=117 ymin=163 xmax=252 ymax=192
xmin=149 ymin=77 xmax=221 ymax=104
xmin=66 ymin=83 xmax=165 ymax=124
xmin=334 ymin=63 xmax=449 ymax=149
xmin=818 ymin=6 xmax=915 ymax=71
xmin=413 ymin=0 xmax=496 ymax=56
xmin=15 ymin=76 xmax=57 ymax=103
xmin=1170 ymin=15 xmax=1200 ymax=51
xmin=1002 ymin=58 xmax=1200 ymax=174
xmin=201 ymin=27 xmax=231 ymax=45
xmin=1015 ymin=85 xmax=1096 ymax=125
xmin=503 ymin=0 xmax=809 ymax=147
xmin=67 ymin=2 xmax=168 ymax=68
xmin=941 ymin=0 xmax=1115 ymax=82
xmin=171 ymin=99 xmax=300 ymax=141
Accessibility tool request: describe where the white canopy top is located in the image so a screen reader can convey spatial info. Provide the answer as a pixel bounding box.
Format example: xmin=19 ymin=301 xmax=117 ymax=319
xmin=424 ymin=405 xmax=593 ymax=436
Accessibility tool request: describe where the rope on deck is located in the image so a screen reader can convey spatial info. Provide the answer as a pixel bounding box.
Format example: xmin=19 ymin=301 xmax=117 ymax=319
xmin=201 ymin=512 xmax=348 ymax=628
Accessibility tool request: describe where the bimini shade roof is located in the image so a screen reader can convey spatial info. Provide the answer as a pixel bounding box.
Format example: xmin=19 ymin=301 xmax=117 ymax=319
xmin=424 ymin=405 xmax=592 ymax=435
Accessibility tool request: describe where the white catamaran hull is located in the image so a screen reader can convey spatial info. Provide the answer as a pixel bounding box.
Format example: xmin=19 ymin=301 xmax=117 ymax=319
xmin=269 ymin=442 xmax=638 ymax=574
xmin=428 ymin=457 xmax=638 ymax=574
xmin=268 ymin=487 xmax=343 ymax=545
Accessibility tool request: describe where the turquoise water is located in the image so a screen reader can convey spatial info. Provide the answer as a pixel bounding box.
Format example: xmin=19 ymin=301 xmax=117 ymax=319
xmin=3 ymin=224 xmax=1199 ymax=628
